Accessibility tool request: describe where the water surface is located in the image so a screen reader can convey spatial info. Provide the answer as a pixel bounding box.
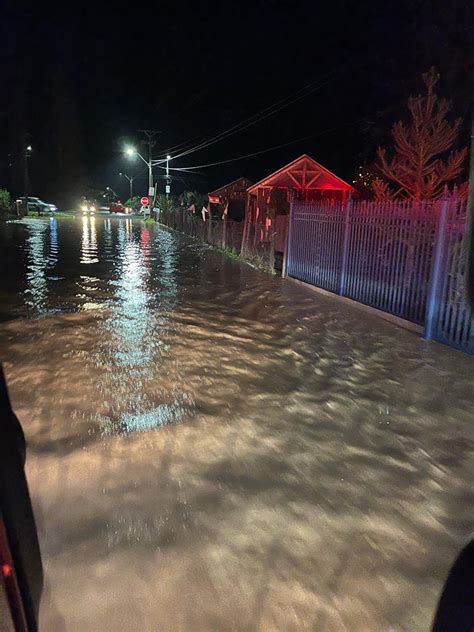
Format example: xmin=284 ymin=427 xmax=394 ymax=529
xmin=1 ymin=217 xmax=473 ymax=631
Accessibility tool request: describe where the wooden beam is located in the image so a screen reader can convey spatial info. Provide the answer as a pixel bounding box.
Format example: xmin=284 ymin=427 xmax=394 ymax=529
xmin=305 ymin=171 xmax=323 ymax=189
xmin=288 ymin=171 xmax=302 ymax=188
xmin=241 ymin=193 xmax=252 ymax=254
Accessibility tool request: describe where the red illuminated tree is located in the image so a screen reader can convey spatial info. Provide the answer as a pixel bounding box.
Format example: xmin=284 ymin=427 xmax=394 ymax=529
xmin=374 ymin=68 xmax=467 ymax=200
xmin=372 ymin=177 xmax=395 ymax=201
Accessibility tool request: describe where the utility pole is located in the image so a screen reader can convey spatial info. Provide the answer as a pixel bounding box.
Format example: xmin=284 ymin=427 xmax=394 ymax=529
xmin=166 ymin=154 xmax=171 ymax=197
xmin=24 ymin=144 xmax=32 ymax=216
xmin=138 ymin=129 xmax=160 ymax=196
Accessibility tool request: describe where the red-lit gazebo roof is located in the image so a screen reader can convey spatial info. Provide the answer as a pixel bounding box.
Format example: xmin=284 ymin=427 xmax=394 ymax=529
xmin=247 ymin=154 xmax=353 ymax=194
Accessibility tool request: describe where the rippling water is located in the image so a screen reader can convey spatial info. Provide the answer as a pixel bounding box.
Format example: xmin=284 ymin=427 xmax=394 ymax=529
xmin=0 ymin=217 xmax=473 ymax=631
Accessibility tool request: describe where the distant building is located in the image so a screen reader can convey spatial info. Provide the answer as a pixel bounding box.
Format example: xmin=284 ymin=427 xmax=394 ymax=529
xmin=208 ymin=177 xmax=253 ymax=222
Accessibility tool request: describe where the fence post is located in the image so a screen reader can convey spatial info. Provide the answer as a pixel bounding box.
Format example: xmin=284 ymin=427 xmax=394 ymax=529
xmin=339 ymin=197 xmax=352 ymax=295
xmin=207 ymin=207 xmax=212 ymax=244
xmin=425 ymin=200 xmax=449 ymax=340
xmin=269 ymin=232 xmax=275 ymax=272
xmin=222 ymin=214 xmax=227 ymax=249
xmin=281 ymin=213 xmax=290 ymax=278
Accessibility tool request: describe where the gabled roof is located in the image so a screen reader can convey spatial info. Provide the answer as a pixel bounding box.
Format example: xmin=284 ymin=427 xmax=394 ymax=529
xmin=209 ymin=177 xmax=254 ymax=197
xmin=247 ymin=155 xmax=354 ymax=193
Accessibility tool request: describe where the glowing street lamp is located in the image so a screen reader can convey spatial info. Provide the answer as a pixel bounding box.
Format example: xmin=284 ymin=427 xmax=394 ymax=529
xmin=125 ymin=146 xmax=152 ymax=192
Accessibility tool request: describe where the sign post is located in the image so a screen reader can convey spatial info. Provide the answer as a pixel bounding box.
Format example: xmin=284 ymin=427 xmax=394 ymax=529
xmin=140 ymin=196 xmax=150 ymax=218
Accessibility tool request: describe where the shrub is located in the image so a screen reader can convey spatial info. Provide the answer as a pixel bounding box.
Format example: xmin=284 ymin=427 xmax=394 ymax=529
xmin=0 ymin=188 xmax=12 ymax=215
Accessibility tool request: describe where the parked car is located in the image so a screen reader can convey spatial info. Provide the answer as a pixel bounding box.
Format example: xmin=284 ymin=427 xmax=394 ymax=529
xmin=109 ymin=202 xmax=132 ymax=214
xmin=17 ymin=196 xmax=57 ymax=213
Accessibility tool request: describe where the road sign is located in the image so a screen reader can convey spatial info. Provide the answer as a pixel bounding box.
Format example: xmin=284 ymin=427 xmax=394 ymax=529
xmin=140 ymin=196 xmax=149 ymax=205
xmin=148 ymin=187 xmax=155 ymax=196
xmin=165 ymin=185 xmax=170 ymax=194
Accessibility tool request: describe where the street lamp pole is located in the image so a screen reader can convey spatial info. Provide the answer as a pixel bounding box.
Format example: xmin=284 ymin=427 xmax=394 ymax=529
xmin=105 ymin=186 xmax=118 ymax=204
xmin=125 ymin=147 xmax=152 ymax=196
xmin=24 ymin=145 xmax=32 ymax=215
xmin=119 ymin=172 xmax=134 ymax=199
xmin=166 ymin=155 xmax=171 ymax=196
xmin=24 ymin=152 xmax=29 ymax=216
xmin=148 ymin=143 xmax=153 ymax=194
xmin=138 ymin=129 xmax=160 ymax=196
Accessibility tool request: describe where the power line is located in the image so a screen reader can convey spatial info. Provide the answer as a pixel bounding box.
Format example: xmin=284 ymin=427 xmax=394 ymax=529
xmin=158 ymin=129 xmax=215 ymax=156
xmin=154 ymin=67 xmax=342 ymax=165
xmin=169 ymin=125 xmax=347 ymax=171
xmin=171 ymin=71 xmax=340 ymax=161
xmin=155 ymin=165 xmax=206 ymax=175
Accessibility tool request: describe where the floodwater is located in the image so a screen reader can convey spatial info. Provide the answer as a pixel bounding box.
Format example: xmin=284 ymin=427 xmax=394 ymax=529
xmin=0 ymin=216 xmax=473 ymax=631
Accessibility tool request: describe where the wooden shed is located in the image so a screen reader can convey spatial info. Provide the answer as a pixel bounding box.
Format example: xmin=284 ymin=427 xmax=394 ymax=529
xmin=208 ymin=177 xmax=253 ymax=222
xmin=242 ymin=154 xmax=354 ymax=256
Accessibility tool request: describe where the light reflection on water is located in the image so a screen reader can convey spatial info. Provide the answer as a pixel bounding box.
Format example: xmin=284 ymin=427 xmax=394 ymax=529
xmin=80 ymin=215 xmax=98 ymax=264
xmin=18 ymin=217 xmax=192 ymax=434
xmin=101 ymin=395 xmax=194 ymax=435
xmin=103 ymin=218 xmax=113 ymax=261
xmin=48 ymin=217 xmax=58 ymax=268
xmin=113 ymin=228 xmax=154 ymax=367
xmin=88 ymin=219 xmax=188 ymax=435
xmin=24 ymin=220 xmax=48 ymax=312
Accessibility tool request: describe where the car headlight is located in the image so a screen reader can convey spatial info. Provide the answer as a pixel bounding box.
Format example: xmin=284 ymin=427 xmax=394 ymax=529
xmin=81 ymin=205 xmax=88 ymax=211
xmin=90 ymin=206 xmax=96 ymax=213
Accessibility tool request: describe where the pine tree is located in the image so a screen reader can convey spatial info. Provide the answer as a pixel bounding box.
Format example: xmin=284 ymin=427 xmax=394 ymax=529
xmin=372 ymin=178 xmax=395 ymax=201
xmin=374 ymin=68 xmax=467 ymax=200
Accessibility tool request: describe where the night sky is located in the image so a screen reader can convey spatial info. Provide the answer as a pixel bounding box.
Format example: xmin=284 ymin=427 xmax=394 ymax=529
xmin=1 ymin=0 xmax=472 ymax=206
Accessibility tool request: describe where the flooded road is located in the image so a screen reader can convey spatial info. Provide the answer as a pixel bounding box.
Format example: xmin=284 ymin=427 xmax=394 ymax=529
xmin=1 ymin=216 xmax=473 ymax=631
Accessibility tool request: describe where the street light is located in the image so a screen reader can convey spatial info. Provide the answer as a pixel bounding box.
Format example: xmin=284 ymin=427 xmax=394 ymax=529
xmin=125 ymin=146 xmax=152 ymax=193
xmin=24 ymin=145 xmax=33 ymax=215
xmin=119 ymin=172 xmax=134 ymax=200
xmin=103 ymin=186 xmax=118 ymax=204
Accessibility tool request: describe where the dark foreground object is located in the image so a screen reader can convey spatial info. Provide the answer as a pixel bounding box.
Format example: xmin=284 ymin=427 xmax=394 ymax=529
xmin=432 ymin=539 xmax=474 ymax=632
xmin=0 ymin=367 xmax=43 ymax=631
